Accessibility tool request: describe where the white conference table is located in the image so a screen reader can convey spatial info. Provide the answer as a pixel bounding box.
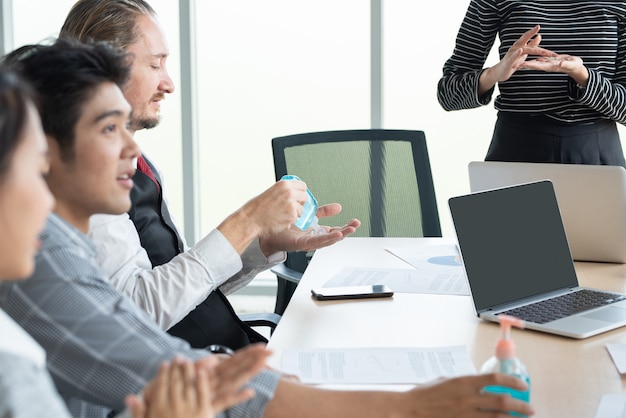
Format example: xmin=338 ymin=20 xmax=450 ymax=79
xmin=266 ymin=237 xmax=626 ymax=418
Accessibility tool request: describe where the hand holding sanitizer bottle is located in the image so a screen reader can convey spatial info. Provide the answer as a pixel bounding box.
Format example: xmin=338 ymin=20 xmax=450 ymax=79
xmin=480 ymin=314 xmax=531 ymax=417
xmin=280 ymin=175 xmax=324 ymax=234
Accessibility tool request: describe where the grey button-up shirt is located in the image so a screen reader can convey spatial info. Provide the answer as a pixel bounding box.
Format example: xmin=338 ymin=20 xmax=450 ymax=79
xmin=0 ymin=213 xmax=280 ymax=418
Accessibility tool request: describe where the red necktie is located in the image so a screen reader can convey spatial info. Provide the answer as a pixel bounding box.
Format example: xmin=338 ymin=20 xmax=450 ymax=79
xmin=137 ymin=155 xmax=161 ymax=193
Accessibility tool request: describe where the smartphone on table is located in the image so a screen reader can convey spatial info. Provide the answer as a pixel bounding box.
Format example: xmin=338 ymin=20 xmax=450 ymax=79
xmin=311 ymin=284 xmax=394 ymax=301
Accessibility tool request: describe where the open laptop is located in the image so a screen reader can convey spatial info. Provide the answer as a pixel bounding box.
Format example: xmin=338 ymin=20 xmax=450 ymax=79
xmin=448 ymin=180 xmax=626 ymax=339
xmin=468 ymin=161 xmax=626 ymax=263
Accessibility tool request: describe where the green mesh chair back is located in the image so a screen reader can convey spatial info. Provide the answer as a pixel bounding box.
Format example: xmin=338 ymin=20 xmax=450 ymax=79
xmin=271 ymin=129 xmax=441 ymax=314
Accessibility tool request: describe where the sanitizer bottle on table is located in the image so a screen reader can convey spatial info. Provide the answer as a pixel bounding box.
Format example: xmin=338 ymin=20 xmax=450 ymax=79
xmin=480 ymin=314 xmax=531 ymax=416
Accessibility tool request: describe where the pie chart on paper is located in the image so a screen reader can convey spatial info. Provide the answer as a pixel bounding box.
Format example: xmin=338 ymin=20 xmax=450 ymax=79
xmin=427 ymin=255 xmax=462 ymax=267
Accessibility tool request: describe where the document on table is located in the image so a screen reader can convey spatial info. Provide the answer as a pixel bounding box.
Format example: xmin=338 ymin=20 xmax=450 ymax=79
xmin=281 ymin=346 xmax=476 ymax=384
xmin=322 ymin=266 xmax=468 ymax=295
xmin=594 ymin=393 xmax=626 ymax=418
xmin=323 ymin=244 xmax=469 ymax=297
xmin=386 ymin=244 xmax=468 ymax=295
xmin=606 ymin=343 xmax=626 ymax=374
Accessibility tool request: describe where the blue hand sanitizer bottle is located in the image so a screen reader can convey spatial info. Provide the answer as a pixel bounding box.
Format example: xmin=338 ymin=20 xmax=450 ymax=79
xmin=480 ymin=315 xmax=531 ymax=417
xmin=280 ymin=175 xmax=323 ymax=233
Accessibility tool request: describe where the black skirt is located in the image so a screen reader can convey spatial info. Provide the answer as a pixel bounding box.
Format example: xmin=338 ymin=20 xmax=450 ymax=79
xmin=485 ymin=112 xmax=626 ymax=167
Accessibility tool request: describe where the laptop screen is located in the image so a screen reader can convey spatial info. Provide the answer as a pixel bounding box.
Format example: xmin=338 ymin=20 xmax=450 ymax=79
xmin=449 ymin=180 xmax=578 ymax=311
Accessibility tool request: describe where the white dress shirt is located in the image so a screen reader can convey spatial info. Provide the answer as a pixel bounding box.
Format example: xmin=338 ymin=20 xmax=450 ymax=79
xmin=88 ymin=159 xmax=285 ymax=330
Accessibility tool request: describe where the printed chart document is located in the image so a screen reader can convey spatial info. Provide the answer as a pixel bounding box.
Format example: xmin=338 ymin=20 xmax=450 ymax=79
xmin=281 ymin=346 xmax=476 ymax=384
xmin=386 ymin=243 xmax=468 ymax=295
xmin=322 ymin=242 xmax=469 ymax=296
xmin=594 ymin=393 xmax=626 ymax=418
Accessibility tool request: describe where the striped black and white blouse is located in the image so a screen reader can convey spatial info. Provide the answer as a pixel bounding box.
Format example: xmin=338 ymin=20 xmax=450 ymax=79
xmin=437 ymin=0 xmax=626 ymax=124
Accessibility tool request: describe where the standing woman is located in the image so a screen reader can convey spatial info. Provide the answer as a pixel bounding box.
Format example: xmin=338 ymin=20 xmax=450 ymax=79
xmin=0 ymin=68 xmax=267 ymax=418
xmin=437 ymin=2 xmax=626 ymax=166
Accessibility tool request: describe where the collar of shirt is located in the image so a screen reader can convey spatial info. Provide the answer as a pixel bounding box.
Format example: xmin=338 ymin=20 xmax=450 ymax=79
xmin=43 ymin=213 xmax=97 ymax=257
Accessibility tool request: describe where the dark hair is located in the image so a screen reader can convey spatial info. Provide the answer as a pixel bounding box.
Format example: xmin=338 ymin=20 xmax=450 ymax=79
xmin=60 ymin=0 xmax=156 ymax=50
xmin=2 ymin=38 xmax=131 ymax=160
xmin=0 ymin=69 xmax=36 ymax=178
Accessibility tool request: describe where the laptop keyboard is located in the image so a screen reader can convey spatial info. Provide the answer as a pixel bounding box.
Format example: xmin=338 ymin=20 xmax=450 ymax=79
xmin=500 ymin=289 xmax=626 ymax=324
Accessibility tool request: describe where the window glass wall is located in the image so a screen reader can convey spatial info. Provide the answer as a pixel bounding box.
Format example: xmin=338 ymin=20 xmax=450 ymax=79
xmin=12 ymin=0 xmax=75 ymax=45
xmin=12 ymin=0 xmax=185 ymax=231
xmin=194 ymin=1 xmax=505 ymax=237
xmin=16 ymin=1 xmax=617 ymax=239
xmin=195 ymin=2 xmax=370 ymax=235
xmin=383 ymin=0 xmax=499 ymax=235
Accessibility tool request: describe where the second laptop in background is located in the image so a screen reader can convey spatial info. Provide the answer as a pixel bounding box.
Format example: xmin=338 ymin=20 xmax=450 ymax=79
xmin=468 ymin=161 xmax=626 ymax=263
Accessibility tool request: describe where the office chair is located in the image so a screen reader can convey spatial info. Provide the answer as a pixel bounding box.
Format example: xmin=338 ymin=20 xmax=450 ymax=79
xmin=271 ymin=129 xmax=442 ymax=315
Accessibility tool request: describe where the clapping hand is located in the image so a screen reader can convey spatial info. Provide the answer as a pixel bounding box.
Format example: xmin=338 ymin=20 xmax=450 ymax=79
xmin=126 ymin=344 xmax=271 ymax=418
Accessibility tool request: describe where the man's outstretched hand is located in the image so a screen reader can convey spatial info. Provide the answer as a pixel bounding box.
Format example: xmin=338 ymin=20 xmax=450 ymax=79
xmin=259 ymin=203 xmax=361 ymax=255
